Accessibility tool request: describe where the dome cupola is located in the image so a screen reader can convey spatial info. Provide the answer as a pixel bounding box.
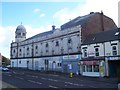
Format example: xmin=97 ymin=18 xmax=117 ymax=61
xmin=15 ymin=23 xmax=27 ymax=42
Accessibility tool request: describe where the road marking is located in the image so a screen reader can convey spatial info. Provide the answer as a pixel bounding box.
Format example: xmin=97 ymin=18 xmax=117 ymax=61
xmin=65 ymin=82 xmax=73 ymax=85
xmin=49 ymin=85 xmax=58 ymax=88
xmin=49 ymin=74 xmax=59 ymax=77
xmin=28 ymin=80 xmax=42 ymax=85
xmin=65 ymin=85 xmax=67 ymax=86
xmin=41 ymin=77 xmax=47 ymax=80
xmin=15 ymin=76 xmax=24 ymax=80
xmin=8 ymin=75 xmax=12 ymax=76
xmin=12 ymin=71 xmax=17 ymax=74
xmin=53 ymin=79 xmax=58 ymax=82
xmin=31 ymin=76 xmax=38 ymax=78
xmin=73 ymin=83 xmax=79 ymax=86
xmin=79 ymin=84 xmax=84 ymax=86
xmin=12 ymin=71 xmax=24 ymax=75
xmin=47 ymin=78 xmax=58 ymax=82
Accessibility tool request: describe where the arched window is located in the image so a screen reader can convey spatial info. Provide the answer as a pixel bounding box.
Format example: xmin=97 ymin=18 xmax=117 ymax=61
xmin=19 ymin=49 xmax=21 ymax=52
xmin=68 ymin=38 xmax=72 ymax=44
xmin=27 ymin=47 xmax=29 ymax=51
xmin=23 ymin=33 xmax=25 ymax=36
xmin=35 ymin=45 xmax=38 ymax=49
xmin=13 ymin=49 xmax=15 ymax=53
xmin=46 ymin=43 xmax=48 ymax=47
xmin=56 ymin=41 xmax=59 ymax=46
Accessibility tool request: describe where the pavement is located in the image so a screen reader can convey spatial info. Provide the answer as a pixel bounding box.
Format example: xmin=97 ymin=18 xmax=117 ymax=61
xmin=2 ymin=81 xmax=16 ymax=88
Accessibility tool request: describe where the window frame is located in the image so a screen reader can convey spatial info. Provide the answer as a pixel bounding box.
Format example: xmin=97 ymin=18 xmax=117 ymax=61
xmin=112 ymin=45 xmax=117 ymax=56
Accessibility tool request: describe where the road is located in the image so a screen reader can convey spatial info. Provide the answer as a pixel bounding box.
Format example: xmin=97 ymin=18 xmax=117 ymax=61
xmin=2 ymin=69 xmax=118 ymax=89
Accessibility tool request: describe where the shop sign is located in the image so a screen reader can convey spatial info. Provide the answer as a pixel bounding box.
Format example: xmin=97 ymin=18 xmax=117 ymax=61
xmin=105 ymin=57 xmax=119 ymax=60
xmin=81 ymin=61 xmax=99 ymax=65
xmin=63 ymin=55 xmax=79 ymax=59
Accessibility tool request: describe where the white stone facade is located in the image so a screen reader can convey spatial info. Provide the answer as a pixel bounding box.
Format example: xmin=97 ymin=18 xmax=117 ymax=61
xmin=10 ymin=25 xmax=81 ymax=72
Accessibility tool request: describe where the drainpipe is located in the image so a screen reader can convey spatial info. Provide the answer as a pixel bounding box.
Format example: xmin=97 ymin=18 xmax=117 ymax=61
xmin=32 ymin=41 xmax=34 ymax=70
xmin=101 ymin=11 xmax=107 ymax=77
xmin=17 ymin=43 xmax=18 ymax=68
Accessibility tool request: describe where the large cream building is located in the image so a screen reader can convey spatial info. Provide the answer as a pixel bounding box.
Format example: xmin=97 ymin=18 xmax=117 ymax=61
xmin=10 ymin=12 xmax=117 ymax=74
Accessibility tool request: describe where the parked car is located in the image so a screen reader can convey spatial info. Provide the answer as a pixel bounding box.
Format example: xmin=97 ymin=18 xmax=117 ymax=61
xmin=0 ymin=66 xmax=9 ymax=71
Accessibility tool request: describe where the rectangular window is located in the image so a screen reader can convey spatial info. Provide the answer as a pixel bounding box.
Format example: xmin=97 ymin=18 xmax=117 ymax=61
xmin=56 ymin=41 xmax=59 ymax=46
xmin=93 ymin=65 xmax=99 ymax=72
xmin=19 ymin=61 xmax=21 ymax=64
xmin=83 ymin=49 xmax=87 ymax=57
xmin=59 ymin=63 xmax=61 ymax=67
xmin=112 ymin=46 xmax=117 ymax=56
xmin=83 ymin=65 xmax=86 ymax=72
xmin=86 ymin=65 xmax=92 ymax=72
xmin=95 ymin=48 xmax=99 ymax=56
xmin=57 ymin=63 xmax=61 ymax=67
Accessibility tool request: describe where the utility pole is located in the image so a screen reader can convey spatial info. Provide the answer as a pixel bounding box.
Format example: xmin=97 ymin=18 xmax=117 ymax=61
xmin=32 ymin=41 xmax=34 ymax=70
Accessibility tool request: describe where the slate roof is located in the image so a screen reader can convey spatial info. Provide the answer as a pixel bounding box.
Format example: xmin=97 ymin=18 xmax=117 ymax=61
xmin=82 ymin=28 xmax=120 ymax=45
xmin=25 ymin=30 xmax=54 ymax=41
xmin=61 ymin=12 xmax=99 ymax=30
xmin=25 ymin=13 xmax=96 ymax=41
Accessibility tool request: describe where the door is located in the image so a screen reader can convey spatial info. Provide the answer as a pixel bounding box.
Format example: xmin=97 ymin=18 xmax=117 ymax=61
xmin=63 ymin=64 xmax=68 ymax=73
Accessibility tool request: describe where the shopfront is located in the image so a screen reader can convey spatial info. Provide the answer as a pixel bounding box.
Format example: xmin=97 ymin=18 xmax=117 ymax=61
xmin=80 ymin=60 xmax=105 ymax=77
xmin=62 ymin=54 xmax=81 ymax=74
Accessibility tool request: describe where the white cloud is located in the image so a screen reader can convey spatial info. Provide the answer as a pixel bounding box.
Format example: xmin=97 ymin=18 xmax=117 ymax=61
xmin=53 ymin=0 xmax=119 ymax=27
xmin=0 ymin=24 xmax=52 ymax=58
xmin=0 ymin=26 xmax=16 ymax=58
xmin=34 ymin=8 xmax=40 ymax=12
xmin=40 ymin=13 xmax=45 ymax=17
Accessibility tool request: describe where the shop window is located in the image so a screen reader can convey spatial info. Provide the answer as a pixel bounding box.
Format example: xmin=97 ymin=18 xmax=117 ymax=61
xmin=83 ymin=65 xmax=86 ymax=72
xmin=86 ymin=65 xmax=92 ymax=72
xmin=95 ymin=48 xmax=99 ymax=56
xmin=112 ymin=46 xmax=117 ymax=56
xmin=93 ymin=65 xmax=99 ymax=72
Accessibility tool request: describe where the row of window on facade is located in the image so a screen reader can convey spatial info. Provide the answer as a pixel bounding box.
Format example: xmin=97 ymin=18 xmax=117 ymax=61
xmin=12 ymin=38 xmax=81 ymax=57
xmin=83 ymin=45 xmax=118 ymax=57
xmin=18 ymin=60 xmax=61 ymax=67
xmin=16 ymin=32 xmax=26 ymax=37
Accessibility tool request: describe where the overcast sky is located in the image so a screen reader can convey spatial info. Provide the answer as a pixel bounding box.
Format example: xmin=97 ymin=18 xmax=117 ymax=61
xmin=0 ymin=0 xmax=119 ymax=58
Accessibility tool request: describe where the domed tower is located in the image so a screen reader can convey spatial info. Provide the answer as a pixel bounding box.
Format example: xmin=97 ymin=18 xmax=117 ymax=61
xmin=15 ymin=24 xmax=27 ymax=42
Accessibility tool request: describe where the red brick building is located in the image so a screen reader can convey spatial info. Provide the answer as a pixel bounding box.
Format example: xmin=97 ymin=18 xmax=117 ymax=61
xmin=61 ymin=12 xmax=117 ymax=42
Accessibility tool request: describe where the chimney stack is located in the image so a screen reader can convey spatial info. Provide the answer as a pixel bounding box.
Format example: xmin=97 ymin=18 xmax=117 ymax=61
xmin=52 ymin=25 xmax=55 ymax=30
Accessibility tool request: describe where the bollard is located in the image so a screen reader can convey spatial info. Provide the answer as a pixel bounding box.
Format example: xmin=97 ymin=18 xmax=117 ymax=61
xmin=118 ymin=83 xmax=120 ymax=90
xmin=69 ymin=72 xmax=73 ymax=78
